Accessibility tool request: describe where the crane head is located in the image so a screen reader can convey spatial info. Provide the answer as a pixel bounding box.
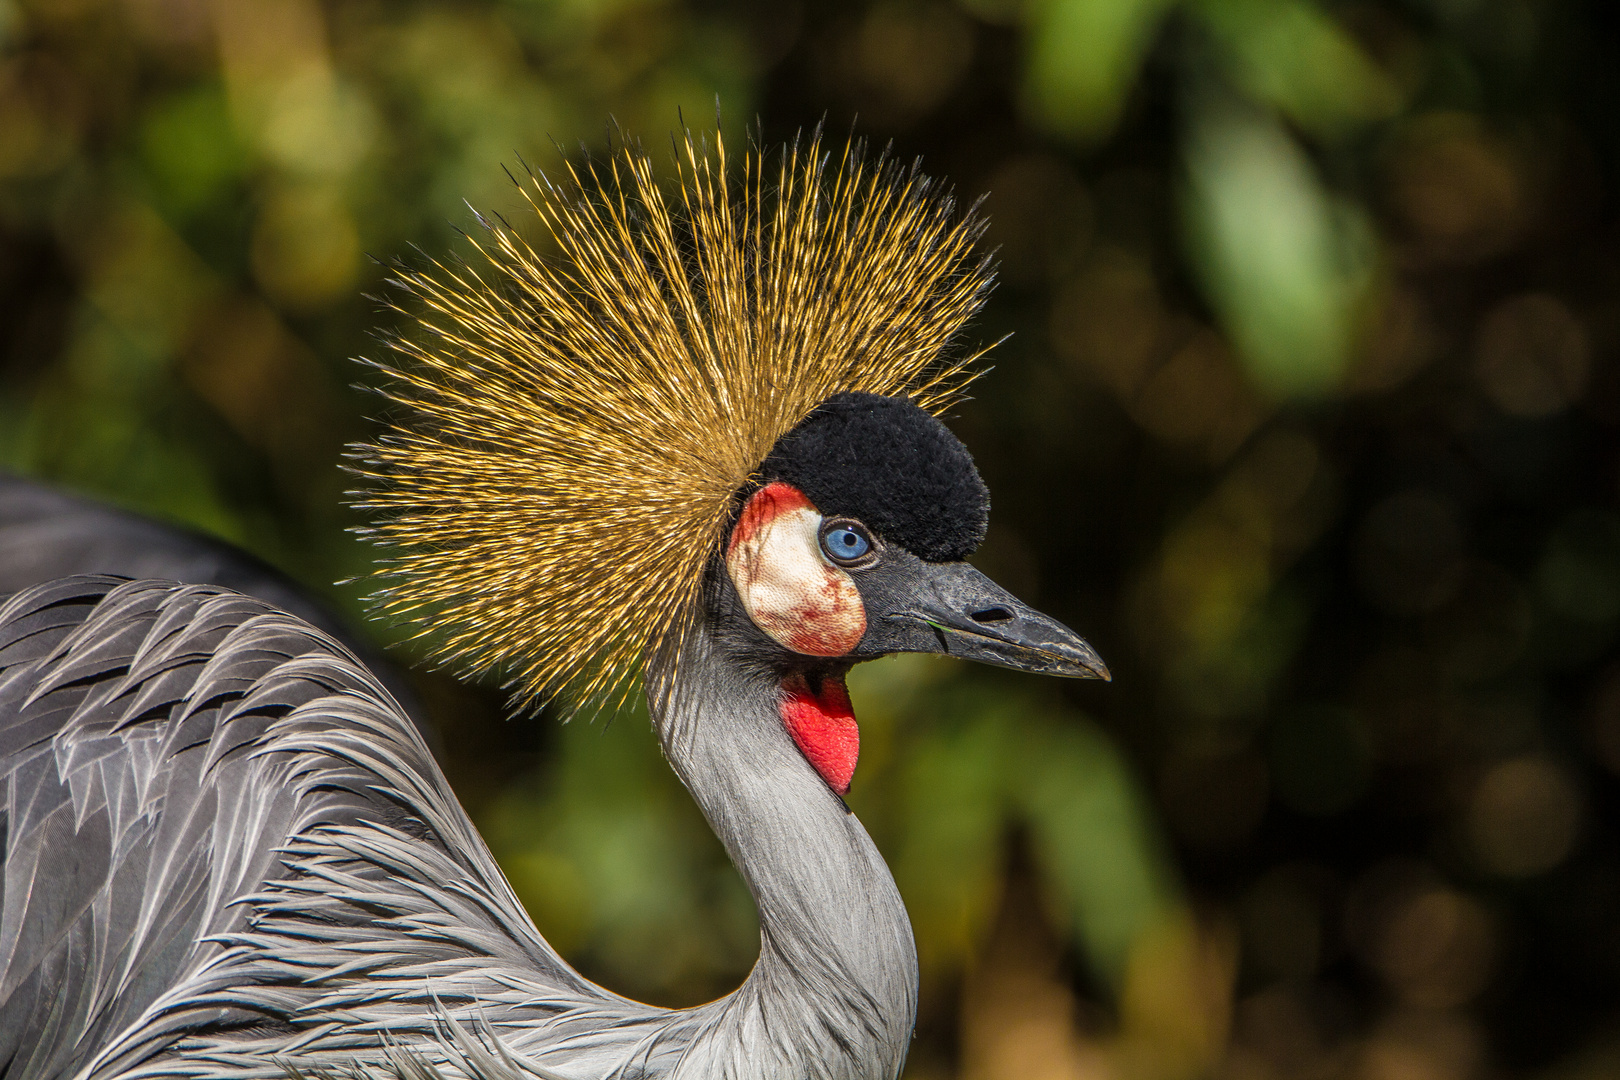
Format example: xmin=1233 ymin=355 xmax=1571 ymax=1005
xmin=720 ymin=391 xmax=1107 ymax=795
xmin=353 ymin=125 xmax=1104 ymax=732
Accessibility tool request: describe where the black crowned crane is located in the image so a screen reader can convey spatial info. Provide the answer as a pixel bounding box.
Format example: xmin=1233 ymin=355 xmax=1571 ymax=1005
xmin=0 ymin=131 xmax=1108 ymax=1080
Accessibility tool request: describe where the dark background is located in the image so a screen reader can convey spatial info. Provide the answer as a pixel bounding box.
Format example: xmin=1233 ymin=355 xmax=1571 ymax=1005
xmin=3 ymin=0 xmax=1618 ymax=1077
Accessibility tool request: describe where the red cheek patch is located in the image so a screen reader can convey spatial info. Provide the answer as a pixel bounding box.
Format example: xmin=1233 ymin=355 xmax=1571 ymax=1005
xmin=728 ymin=482 xmax=814 ymax=556
xmin=726 ymin=482 xmax=866 ymax=657
xmin=780 ymin=672 xmax=859 ymax=796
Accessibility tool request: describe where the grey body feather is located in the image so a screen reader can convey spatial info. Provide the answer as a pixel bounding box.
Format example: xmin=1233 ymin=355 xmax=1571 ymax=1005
xmin=0 ymin=576 xmax=915 ymax=1080
xmin=0 ymin=474 xmax=426 ymax=749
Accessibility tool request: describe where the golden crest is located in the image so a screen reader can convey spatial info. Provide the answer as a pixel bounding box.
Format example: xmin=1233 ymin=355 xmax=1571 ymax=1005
xmin=351 ymin=127 xmax=994 ymax=709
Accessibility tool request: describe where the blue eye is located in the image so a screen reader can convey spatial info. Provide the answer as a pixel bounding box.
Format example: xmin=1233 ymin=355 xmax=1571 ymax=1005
xmin=821 ymin=521 xmax=872 ymax=564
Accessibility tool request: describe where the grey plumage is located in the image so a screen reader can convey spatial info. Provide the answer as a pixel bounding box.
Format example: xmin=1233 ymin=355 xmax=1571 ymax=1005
xmin=0 ymin=575 xmax=914 ymax=1080
xmin=0 ymin=474 xmax=426 ymax=747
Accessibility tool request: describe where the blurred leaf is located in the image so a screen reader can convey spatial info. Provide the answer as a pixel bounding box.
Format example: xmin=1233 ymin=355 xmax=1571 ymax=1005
xmin=1180 ymin=94 xmax=1376 ymax=398
xmin=140 ymin=87 xmax=246 ymax=217
xmin=259 ymin=72 xmax=377 ymax=179
xmin=890 ymin=693 xmax=1009 ymax=971
xmin=0 ymin=0 xmax=16 ymax=45
xmin=1022 ymin=0 xmax=1179 ymax=142
xmin=887 ymin=678 xmax=1180 ymax=990
xmin=250 ymin=183 xmax=360 ymax=311
xmin=1193 ymin=0 xmax=1400 ymax=138
xmin=1018 ymin=715 xmax=1178 ymax=984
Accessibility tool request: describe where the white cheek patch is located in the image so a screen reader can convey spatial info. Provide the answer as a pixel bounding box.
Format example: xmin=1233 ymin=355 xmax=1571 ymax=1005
xmin=726 ymin=483 xmax=867 ymax=656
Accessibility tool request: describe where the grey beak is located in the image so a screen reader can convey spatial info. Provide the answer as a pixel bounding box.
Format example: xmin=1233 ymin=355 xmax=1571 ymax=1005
xmin=860 ymin=557 xmax=1110 ymax=680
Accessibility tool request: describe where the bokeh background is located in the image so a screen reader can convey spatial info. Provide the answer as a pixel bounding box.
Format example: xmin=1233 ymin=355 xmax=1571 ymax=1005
xmin=3 ymin=0 xmax=1619 ymax=1077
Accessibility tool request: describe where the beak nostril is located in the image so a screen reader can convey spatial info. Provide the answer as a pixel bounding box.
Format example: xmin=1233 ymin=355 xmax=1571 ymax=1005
xmin=969 ymin=606 xmax=1014 ymax=625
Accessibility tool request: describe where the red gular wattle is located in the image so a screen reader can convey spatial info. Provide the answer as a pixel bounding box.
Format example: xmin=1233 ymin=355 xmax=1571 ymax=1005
xmin=779 ymin=672 xmax=859 ymax=796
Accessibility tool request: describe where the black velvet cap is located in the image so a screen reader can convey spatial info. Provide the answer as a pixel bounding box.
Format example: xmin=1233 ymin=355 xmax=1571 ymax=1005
xmin=757 ymin=392 xmax=988 ymax=562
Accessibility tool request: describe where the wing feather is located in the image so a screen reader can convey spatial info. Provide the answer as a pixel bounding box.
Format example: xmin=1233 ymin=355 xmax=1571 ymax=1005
xmin=0 ymin=576 xmax=591 ymax=1080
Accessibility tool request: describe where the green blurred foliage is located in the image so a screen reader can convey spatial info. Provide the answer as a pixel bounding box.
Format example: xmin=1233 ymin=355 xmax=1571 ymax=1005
xmin=1181 ymin=93 xmax=1375 ymax=397
xmin=1024 ymin=0 xmax=1178 ymax=141
xmin=4 ymin=0 xmax=1620 ymax=1078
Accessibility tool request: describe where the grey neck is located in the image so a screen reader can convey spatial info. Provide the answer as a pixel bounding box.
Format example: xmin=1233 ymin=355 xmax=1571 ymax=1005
xmin=648 ymin=623 xmax=918 ymax=1080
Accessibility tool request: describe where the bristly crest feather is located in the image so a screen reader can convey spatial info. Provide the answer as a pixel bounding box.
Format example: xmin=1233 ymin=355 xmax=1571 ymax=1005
xmin=349 ymin=126 xmax=995 ymax=711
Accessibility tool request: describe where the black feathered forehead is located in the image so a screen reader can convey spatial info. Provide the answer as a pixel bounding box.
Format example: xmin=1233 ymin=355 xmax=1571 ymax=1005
xmin=756 ymin=392 xmax=989 ymax=562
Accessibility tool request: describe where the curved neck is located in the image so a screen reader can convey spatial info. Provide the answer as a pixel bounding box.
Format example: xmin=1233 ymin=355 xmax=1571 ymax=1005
xmin=649 ymin=624 xmax=917 ymax=1080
